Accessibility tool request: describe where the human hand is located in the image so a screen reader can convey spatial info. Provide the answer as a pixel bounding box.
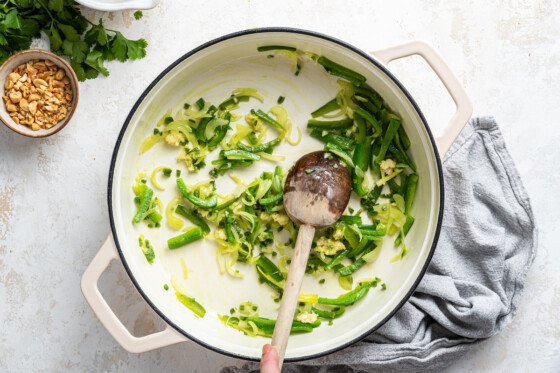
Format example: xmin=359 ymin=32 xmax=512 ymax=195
xmin=260 ymin=344 xmax=280 ymax=373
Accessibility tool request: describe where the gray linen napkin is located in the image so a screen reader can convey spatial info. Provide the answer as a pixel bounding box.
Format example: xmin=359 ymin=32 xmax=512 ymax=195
xmin=223 ymin=117 xmax=537 ymax=373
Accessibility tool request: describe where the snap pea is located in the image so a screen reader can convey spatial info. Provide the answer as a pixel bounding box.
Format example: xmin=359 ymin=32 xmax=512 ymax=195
xmin=168 ymin=227 xmax=204 ymax=249
xmin=354 ymin=107 xmax=382 ymax=137
xmin=250 ymin=109 xmax=285 ymax=131
xmin=133 ymin=187 xmax=153 ymax=223
xmin=259 ymin=193 xmax=283 ymax=205
xmin=324 ymin=142 xmax=354 ymax=167
xmin=255 ymin=255 xmax=284 ymax=282
xmin=360 ymin=224 xmax=387 ymax=238
xmin=318 ymin=281 xmax=376 ymax=306
xmin=309 ymin=129 xmax=355 ymax=150
xmin=404 ymin=174 xmax=419 ymax=215
xmin=394 ymin=131 xmax=416 ymax=171
xmin=175 ymin=205 xmax=210 ymax=234
xmin=337 ymin=244 xmax=377 ymax=277
xmin=339 ymin=215 xmax=362 ymax=226
xmin=346 ymin=238 xmax=374 ymax=258
xmin=323 ymin=248 xmax=350 ymax=271
xmin=175 ymin=292 xmax=206 ymax=318
xmin=375 ymin=119 xmax=401 ymax=164
xmin=398 ymin=125 xmax=411 ymax=150
xmin=257 ymin=45 xmax=296 ymax=52
xmin=354 ymin=86 xmax=383 ymax=108
xmin=351 ymin=136 xmax=372 ymax=197
xmin=218 ymin=95 xmax=250 ymax=110
xmin=237 ymin=138 xmax=281 ymax=153
xmin=245 ymin=317 xmax=317 ymax=335
xmin=307 ymin=118 xmax=353 ymax=130
xmin=317 ymin=56 xmax=366 ymax=86
xmin=176 ymin=178 xmax=218 ymax=209
xmin=220 ymin=149 xmax=261 ymax=161
xmin=195 ymin=105 xmax=218 ymax=143
xmin=225 ymin=209 xmax=236 ymax=244
xmin=311 ymin=306 xmax=345 ymax=320
xmin=310 ymin=98 xmax=340 ymax=118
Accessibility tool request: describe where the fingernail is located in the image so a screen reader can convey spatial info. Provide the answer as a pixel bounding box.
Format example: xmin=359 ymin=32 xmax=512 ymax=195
xmin=262 ymin=344 xmax=272 ymax=355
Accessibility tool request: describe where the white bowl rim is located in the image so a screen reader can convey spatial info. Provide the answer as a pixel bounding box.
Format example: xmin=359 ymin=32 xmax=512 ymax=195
xmin=107 ymin=27 xmax=445 ymax=362
xmin=75 ymin=0 xmax=158 ymax=11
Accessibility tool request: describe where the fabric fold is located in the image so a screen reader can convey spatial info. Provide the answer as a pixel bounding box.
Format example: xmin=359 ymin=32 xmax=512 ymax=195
xmin=222 ymin=117 xmax=537 ymax=373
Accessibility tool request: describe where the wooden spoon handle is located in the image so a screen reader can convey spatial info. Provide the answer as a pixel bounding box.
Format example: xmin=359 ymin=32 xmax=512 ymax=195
xmin=271 ymin=224 xmax=316 ymax=370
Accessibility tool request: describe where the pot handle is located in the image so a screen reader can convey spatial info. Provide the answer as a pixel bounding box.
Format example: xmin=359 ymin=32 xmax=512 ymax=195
xmin=371 ymin=41 xmax=473 ymax=159
xmin=81 ymin=234 xmax=189 ymax=353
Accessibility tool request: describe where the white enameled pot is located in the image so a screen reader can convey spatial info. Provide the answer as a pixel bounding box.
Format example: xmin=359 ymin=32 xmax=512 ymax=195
xmin=81 ymin=28 xmax=472 ymax=361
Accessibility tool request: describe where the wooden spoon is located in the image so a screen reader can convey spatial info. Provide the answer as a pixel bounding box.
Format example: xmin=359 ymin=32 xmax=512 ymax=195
xmin=270 ymin=150 xmax=352 ymax=369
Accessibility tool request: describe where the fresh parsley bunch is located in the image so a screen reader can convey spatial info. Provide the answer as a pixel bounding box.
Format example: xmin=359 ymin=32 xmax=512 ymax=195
xmin=0 ymin=0 xmax=147 ymax=81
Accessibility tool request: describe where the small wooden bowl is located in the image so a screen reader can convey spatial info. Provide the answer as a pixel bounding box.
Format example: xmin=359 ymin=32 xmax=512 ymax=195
xmin=0 ymin=49 xmax=79 ymax=138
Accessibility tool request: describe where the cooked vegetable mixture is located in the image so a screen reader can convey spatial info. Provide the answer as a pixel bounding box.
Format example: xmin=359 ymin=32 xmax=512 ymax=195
xmin=132 ymin=46 xmax=419 ymax=337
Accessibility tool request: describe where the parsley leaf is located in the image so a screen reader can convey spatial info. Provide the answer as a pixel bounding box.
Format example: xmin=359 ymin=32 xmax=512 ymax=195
xmin=0 ymin=2 xmax=148 ymax=80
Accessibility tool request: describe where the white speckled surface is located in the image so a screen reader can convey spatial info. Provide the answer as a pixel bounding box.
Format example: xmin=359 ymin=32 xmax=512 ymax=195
xmin=1 ymin=1 xmax=559 ymax=372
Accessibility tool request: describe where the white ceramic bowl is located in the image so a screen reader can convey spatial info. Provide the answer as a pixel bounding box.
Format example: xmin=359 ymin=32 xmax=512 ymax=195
xmin=75 ymin=0 xmax=158 ymax=11
xmin=82 ymin=28 xmax=472 ymax=360
xmin=0 ymin=49 xmax=79 ymax=138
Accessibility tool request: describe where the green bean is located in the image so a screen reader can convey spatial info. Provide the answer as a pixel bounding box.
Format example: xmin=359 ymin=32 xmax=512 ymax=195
xmin=318 ymin=281 xmax=376 ymax=306
xmin=168 ymin=227 xmax=204 ymax=249
xmin=354 ymin=107 xmax=382 ymax=137
xmin=176 ymin=178 xmax=218 ymax=209
xmin=309 ymin=129 xmax=355 ymax=150
xmin=310 ymin=98 xmax=340 ymax=118
xmin=352 ymin=95 xmax=380 ymax=115
xmin=257 ymin=45 xmax=296 ymax=52
xmin=195 ymin=98 xmax=205 ymax=110
xmin=354 ymin=86 xmax=383 ymax=108
xmin=220 ymin=149 xmax=261 ymax=161
xmin=237 ymin=138 xmax=281 ymax=153
xmin=307 ymin=118 xmax=353 ymax=130
xmin=214 ymin=195 xmax=241 ymax=212
xmin=339 ymin=215 xmax=362 ymax=226
xmin=317 ymin=56 xmax=366 ymax=86
xmin=394 ymin=215 xmax=415 ymax=246
xmin=323 ymin=248 xmax=350 ymax=271
xmin=355 ymin=116 xmax=367 ymax=143
xmin=311 ymin=306 xmax=345 ymax=320
xmin=375 ymin=119 xmax=401 ymax=164
xmin=133 ymin=187 xmax=153 ymax=223
xmin=218 ymin=95 xmax=250 ymax=110
xmin=324 ymin=142 xmax=354 ymax=167
xmin=250 ymin=109 xmax=285 ymax=131
xmin=259 ymin=193 xmax=283 ymax=205
xmin=343 ymin=226 xmax=361 ymax=249
xmin=175 ymin=205 xmax=210 ymax=234
xmin=175 ymin=292 xmax=206 ymax=318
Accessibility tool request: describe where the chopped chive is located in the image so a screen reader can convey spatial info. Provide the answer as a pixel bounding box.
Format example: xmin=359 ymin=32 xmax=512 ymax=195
xmin=305 ymin=169 xmax=315 ymax=174
xmin=153 ymin=128 xmax=160 ymax=135
xmin=164 ymin=284 xmax=169 ymax=291
xmin=381 ymin=283 xmax=387 ymax=290
xmin=267 ymin=55 xmax=274 ymax=59
xmin=183 ymin=103 xmax=190 ymax=110
xmin=277 ymin=96 xmax=285 ymax=104
xmin=196 ymin=98 xmax=205 ymax=110
xmin=319 ymin=279 xmax=326 ymax=284
xmin=348 ymin=207 xmax=354 ymax=214
xmin=162 ymin=168 xmax=172 ymax=177
xmin=176 ymin=169 xmax=181 ymax=177
xmin=164 ymin=117 xmax=174 ymax=125
xmin=141 ymin=179 xmax=147 ymax=184
xmin=134 ymin=10 xmax=143 ymax=19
